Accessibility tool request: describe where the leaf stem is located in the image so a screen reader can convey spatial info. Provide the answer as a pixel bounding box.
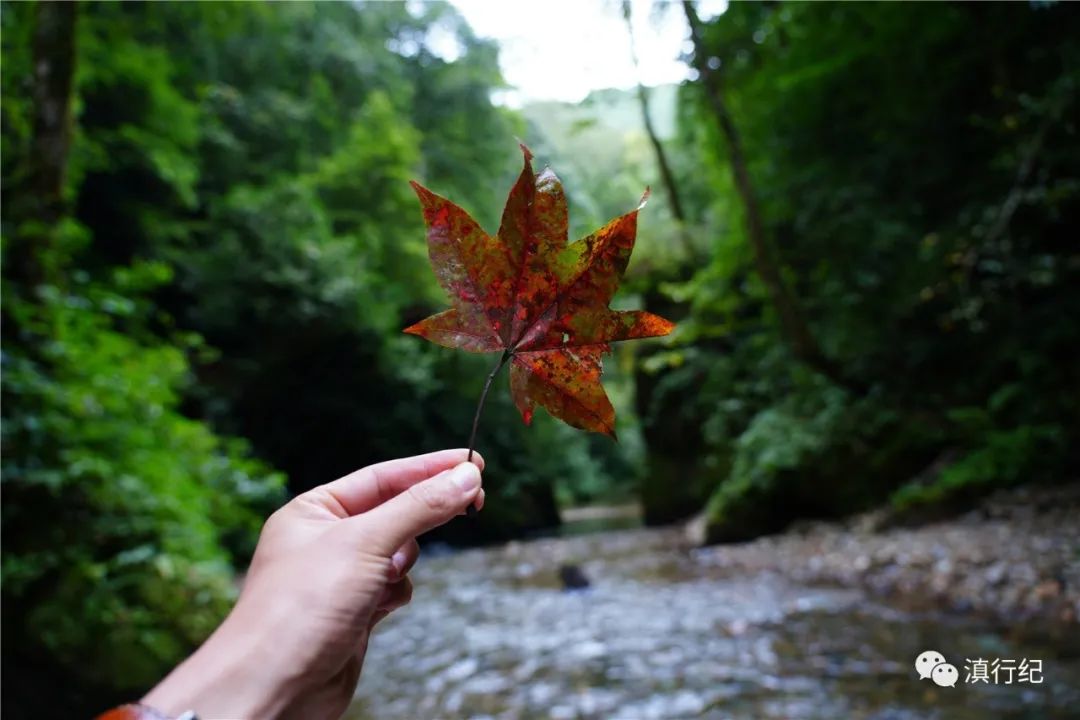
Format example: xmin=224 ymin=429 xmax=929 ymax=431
xmin=465 ymin=350 xmax=511 ymax=516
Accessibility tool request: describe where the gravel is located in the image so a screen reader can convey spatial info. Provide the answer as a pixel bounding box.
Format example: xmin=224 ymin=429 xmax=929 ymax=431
xmin=692 ymin=483 xmax=1080 ymax=626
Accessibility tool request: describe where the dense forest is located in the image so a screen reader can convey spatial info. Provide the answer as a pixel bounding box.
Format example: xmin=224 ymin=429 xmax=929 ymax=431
xmin=2 ymin=1 xmax=1077 ymax=716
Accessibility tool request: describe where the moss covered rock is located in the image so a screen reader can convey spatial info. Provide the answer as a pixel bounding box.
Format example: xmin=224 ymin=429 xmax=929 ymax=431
xmin=703 ymin=393 xmax=939 ymax=544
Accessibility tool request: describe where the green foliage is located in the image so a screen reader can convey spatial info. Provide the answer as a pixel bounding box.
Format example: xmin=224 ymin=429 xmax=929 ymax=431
xmin=2 ymin=2 xmax=597 ymax=714
xmin=1 ymin=250 xmax=284 ymax=693
xmin=523 ymin=85 xmax=697 ymax=272
xmin=890 ymin=418 xmax=1067 ymax=513
xmin=649 ymin=1 xmax=1080 ymax=535
xmin=702 ymin=377 xmax=938 ymax=541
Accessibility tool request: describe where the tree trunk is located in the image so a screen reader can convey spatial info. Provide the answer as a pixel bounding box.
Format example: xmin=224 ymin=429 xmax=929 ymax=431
xmin=622 ymin=1 xmax=687 ymax=225
xmin=681 ymin=0 xmax=855 ymax=391
xmin=31 ymin=0 xmax=78 ymax=220
xmin=9 ymin=1 xmax=78 ymax=286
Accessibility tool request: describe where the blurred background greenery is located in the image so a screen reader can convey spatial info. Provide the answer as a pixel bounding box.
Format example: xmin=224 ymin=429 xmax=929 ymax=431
xmin=2 ymin=1 xmax=1077 ymax=717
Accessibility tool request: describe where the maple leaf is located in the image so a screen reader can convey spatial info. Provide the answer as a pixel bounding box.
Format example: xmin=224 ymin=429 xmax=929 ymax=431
xmin=405 ymin=145 xmax=674 ymax=440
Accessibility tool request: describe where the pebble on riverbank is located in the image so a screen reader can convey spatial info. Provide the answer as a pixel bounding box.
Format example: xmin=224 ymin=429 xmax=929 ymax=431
xmin=690 ymin=483 xmax=1080 ymax=627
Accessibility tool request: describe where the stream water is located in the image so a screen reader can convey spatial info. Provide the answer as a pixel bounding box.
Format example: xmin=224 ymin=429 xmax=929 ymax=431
xmin=345 ymin=524 xmax=1080 ymax=720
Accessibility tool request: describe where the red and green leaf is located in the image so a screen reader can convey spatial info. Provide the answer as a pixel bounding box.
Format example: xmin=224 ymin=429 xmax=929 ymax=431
xmin=405 ymin=144 xmax=675 ymax=437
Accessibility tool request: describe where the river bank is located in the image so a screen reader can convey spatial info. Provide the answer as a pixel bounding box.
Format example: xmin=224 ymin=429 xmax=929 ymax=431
xmin=690 ymin=482 xmax=1080 ymax=628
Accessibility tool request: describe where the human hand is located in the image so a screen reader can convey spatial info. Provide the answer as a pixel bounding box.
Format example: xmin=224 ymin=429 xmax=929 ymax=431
xmin=141 ymin=449 xmax=484 ymax=720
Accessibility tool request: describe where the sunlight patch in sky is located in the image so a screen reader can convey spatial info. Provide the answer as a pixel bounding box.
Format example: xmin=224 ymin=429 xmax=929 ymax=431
xmin=448 ymin=0 xmax=727 ymax=106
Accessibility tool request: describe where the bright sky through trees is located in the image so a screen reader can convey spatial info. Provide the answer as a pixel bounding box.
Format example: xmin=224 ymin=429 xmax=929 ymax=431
xmin=448 ymin=0 xmax=728 ymax=105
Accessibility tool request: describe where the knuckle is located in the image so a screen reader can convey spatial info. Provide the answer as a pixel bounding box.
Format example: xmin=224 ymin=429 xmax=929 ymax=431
xmin=407 ymin=482 xmax=453 ymax=513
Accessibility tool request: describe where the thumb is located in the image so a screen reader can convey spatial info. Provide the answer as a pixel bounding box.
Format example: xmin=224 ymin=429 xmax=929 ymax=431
xmin=351 ymin=462 xmax=482 ymax=556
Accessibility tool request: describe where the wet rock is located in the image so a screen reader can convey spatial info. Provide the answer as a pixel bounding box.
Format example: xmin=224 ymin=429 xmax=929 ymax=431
xmin=462 ymin=672 xmax=511 ymax=695
xmin=569 ymin=639 xmax=607 ymax=661
xmin=443 ymin=658 xmax=479 ymax=683
xmin=984 ymin=562 xmax=1009 ymax=586
xmin=668 ymin=689 xmax=707 ymax=716
xmin=559 ymin=563 xmax=591 ymax=590
xmin=549 ymin=704 xmax=576 ymax=720
xmin=684 ymin=511 xmax=708 ymax=546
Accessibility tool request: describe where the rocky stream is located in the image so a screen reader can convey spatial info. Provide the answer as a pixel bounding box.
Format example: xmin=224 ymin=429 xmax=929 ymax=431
xmin=345 ymin=484 xmax=1080 ymax=720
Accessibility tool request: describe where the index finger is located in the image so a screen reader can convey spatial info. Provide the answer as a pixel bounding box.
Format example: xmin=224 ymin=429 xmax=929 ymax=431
xmin=321 ymin=449 xmax=485 ymax=517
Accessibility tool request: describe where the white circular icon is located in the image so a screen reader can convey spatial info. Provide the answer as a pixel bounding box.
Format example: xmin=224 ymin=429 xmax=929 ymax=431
xmin=915 ymin=650 xmax=947 ymax=680
xmin=932 ymin=662 xmax=959 ymax=688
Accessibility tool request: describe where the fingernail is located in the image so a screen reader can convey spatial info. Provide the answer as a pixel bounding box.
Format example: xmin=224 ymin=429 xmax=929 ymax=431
xmin=449 ymin=462 xmax=481 ymax=493
xmin=390 ymin=551 xmax=406 ymax=579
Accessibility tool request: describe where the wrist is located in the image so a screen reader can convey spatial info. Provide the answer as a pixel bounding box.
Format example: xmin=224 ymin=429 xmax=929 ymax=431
xmin=142 ymin=607 xmax=302 ymax=719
